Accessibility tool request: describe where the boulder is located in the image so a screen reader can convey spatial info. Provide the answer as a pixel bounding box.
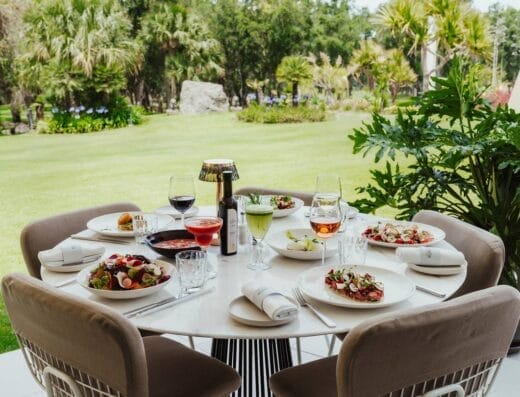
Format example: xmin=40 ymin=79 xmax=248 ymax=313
xmin=14 ymin=123 xmax=30 ymax=134
xmin=179 ymin=81 xmax=228 ymax=114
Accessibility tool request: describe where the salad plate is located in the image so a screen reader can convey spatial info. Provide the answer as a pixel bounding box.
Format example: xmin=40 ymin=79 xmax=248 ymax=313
xmin=77 ymin=257 xmax=174 ymax=300
xmin=271 ymin=197 xmax=304 ymax=218
xmin=155 ymin=205 xmax=199 ymax=219
xmin=298 ymin=265 xmax=415 ymax=309
xmin=362 ymin=221 xmax=445 ymax=248
xmin=266 ymin=228 xmax=339 ymax=261
xmin=228 ymin=296 xmax=298 ymax=327
xmin=87 ymin=212 xmax=173 ymax=237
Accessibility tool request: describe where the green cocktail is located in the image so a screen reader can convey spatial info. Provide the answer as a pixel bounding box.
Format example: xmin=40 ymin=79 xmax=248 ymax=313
xmin=245 ymin=204 xmax=273 ymax=240
xmin=245 ymin=204 xmax=274 ymax=270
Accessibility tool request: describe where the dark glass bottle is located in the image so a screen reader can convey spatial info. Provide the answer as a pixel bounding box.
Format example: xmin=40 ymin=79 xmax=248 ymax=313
xmin=219 ymin=171 xmax=238 ymax=255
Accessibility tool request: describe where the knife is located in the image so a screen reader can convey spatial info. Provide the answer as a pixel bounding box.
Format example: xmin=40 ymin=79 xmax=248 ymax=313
xmin=70 ymin=234 xmax=131 ymax=245
xmin=413 ymin=264 xmax=462 ymax=268
xmin=126 ymin=287 xmax=215 ymax=318
xmin=416 ymin=284 xmax=446 ymax=298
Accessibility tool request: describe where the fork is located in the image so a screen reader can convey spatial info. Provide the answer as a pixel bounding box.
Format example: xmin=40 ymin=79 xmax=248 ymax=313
xmin=293 ymin=288 xmax=336 ymax=328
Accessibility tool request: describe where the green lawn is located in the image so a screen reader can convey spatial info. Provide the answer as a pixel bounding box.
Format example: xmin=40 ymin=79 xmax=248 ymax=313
xmin=0 ymin=110 xmax=386 ymax=352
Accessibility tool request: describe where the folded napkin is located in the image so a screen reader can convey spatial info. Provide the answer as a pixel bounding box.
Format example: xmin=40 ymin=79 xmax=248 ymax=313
xmin=38 ymin=243 xmax=105 ymax=268
xmin=241 ymin=281 xmax=298 ymax=321
xmin=396 ymin=246 xmax=465 ymax=266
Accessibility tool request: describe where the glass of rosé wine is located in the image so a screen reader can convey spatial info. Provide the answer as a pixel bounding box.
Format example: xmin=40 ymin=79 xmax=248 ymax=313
xmin=309 ymin=193 xmax=342 ymax=266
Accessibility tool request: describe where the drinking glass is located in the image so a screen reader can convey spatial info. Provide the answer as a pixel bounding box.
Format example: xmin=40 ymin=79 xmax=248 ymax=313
xmin=315 ymin=174 xmax=342 ymax=198
xmin=184 ymin=216 xmax=223 ymax=278
xmin=309 ymin=193 xmax=342 ymax=265
xmin=132 ymin=213 xmax=158 ymax=244
xmin=168 ymin=175 xmax=196 ymax=225
xmin=245 ymin=201 xmax=274 ymax=270
xmin=338 ymin=235 xmax=368 ymax=265
xmin=175 ymin=250 xmax=207 ymax=295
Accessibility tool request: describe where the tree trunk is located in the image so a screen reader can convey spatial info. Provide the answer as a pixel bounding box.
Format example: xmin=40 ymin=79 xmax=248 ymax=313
xmin=10 ymin=103 xmax=21 ymax=123
xmin=292 ymin=82 xmax=298 ymax=106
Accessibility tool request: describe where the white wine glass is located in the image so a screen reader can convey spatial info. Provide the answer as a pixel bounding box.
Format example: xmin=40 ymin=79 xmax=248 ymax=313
xmin=168 ymin=175 xmax=196 ymax=225
xmin=245 ymin=200 xmax=273 ymax=271
xmin=310 ymin=193 xmax=342 ymax=266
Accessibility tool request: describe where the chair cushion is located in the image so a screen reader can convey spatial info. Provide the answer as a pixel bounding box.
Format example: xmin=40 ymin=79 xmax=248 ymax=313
xmin=269 ymin=356 xmax=337 ymax=397
xmin=144 ymin=336 xmax=240 ymax=397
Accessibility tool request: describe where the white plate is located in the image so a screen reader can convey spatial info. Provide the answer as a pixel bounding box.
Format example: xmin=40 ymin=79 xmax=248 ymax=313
xmin=42 ymin=256 xmax=102 ymax=273
xmin=408 ymin=260 xmax=466 ymax=276
xmin=343 ymin=206 xmax=359 ymax=220
xmin=298 ymin=265 xmax=415 ymax=309
xmin=87 ymin=212 xmax=173 ymax=237
xmin=228 ymin=296 xmax=298 ymax=327
xmin=363 ymin=221 xmax=446 ymax=248
xmin=266 ymin=228 xmax=338 ymax=261
xmin=155 ymin=205 xmax=199 ymax=219
xmin=272 ymin=197 xmax=304 ymax=218
xmin=77 ymin=260 xmax=174 ymax=300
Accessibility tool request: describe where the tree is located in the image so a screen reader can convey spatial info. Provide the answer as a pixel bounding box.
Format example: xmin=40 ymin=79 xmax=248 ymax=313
xmin=374 ymin=0 xmax=492 ymax=92
xmin=347 ymin=39 xmax=385 ymax=91
xmin=21 ymin=0 xmax=140 ymax=108
xmin=488 ymin=4 xmax=520 ymax=83
xmin=308 ymin=52 xmax=350 ymax=104
xmin=385 ymin=49 xmax=417 ymax=103
xmin=139 ymin=4 xmax=223 ymax=109
xmin=276 ymin=55 xmax=313 ymax=106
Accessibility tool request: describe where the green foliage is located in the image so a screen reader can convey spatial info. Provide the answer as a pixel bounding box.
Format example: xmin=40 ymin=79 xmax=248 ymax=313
xmin=41 ymin=96 xmax=142 ymax=134
xmin=19 ymin=0 xmax=139 ymax=111
xmin=349 ymin=58 xmax=520 ymax=289
xmin=237 ymin=103 xmax=326 ymax=124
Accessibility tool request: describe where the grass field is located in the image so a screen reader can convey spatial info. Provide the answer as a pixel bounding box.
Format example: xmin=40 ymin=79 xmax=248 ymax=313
xmin=0 ymin=110 xmax=387 ymax=352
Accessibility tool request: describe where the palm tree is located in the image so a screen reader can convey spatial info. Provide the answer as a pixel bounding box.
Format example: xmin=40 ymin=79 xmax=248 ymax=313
xmin=347 ymin=39 xmax=385 ymax=91
xmin=385 ymin=49 xmax=417 ymax=103
xmin=374 ymin=0 xmax=491 ymax=92
xmin=308 ymin=52 xmax=349 ymax=104
xmin=21 ymin=0 xmax=140 ymax=107
xmin=276 ymin=55 xmax=313 ymax=106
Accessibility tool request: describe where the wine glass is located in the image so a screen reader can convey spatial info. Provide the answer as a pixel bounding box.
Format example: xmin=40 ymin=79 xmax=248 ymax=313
xmin=315 ymin=174 xmax=342 ymax=198
xmin=169 ymin=175 xmax=196 ymax=225
xmin=184 ymin=216 xmax=223 ymax=278
xmin=310 ymin=193 xmax=342 ymax=265
xmin=245 ymin=201 xmax=274 ymax=270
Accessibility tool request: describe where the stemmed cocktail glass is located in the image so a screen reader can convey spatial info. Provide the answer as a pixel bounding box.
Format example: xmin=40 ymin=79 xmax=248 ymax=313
xmin=309 ymin=193 xmax=342 ymax=265
xmin=184 ymin=216 xmax=223 ymax=278
xmin=245 ymin=202 xmax=273 ymax=271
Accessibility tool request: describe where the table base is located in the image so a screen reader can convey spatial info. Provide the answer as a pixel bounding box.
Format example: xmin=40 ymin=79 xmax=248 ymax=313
xmin=211 ymin=338 xmax=293 ymax=397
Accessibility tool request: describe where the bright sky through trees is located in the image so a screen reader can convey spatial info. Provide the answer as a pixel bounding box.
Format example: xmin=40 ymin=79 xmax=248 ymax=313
xmin=354 ymin=0 xmax=519 ymax=12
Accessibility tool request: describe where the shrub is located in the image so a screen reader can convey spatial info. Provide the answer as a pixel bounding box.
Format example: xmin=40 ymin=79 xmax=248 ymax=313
xmin=40 ymin=97 xmax=143 ymax=134
xmin=237 ymin=103 xmax=326 ymax=123
xmin=349 ymin=59 xmax=520 ymax=289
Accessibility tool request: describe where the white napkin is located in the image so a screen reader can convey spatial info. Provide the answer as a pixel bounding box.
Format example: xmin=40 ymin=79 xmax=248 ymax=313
xmin=38 ymin=242 xmax=104 ymax=268
xmin=396 ymin=247 xmax=465 ymax=266
xmin=241 ymin=281 xmax=298 ymax=321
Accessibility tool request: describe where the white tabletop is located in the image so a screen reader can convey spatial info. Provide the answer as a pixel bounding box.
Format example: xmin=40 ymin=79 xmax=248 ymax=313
xmin=41 ymin=206 xmax=466 ymax=339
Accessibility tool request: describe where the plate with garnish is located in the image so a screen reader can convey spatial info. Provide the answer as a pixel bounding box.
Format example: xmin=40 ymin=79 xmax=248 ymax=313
xmin=266 ymin=228 xmax=339 ymax=260
xmin=298 ymin=265 xmax=415 ymax=309
xmin=87 ymin=212 xmax=173 ymax=237
xmin=362 ymin=221 xmax=445 ymax=248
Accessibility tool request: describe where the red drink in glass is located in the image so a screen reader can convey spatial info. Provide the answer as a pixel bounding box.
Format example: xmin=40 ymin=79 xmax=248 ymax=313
xmin=184 ymin=217 xmax=223 ymax=247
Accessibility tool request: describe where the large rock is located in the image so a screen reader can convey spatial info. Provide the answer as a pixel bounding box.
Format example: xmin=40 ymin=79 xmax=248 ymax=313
xmin=179 ymin=81 xmax=228 ymax=114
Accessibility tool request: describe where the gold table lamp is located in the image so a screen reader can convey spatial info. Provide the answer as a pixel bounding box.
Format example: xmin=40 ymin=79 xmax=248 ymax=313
xmin=198 ymin=159 xmax=240 ymax=214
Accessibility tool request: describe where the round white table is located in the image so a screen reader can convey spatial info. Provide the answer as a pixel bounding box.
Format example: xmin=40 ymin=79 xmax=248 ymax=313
xmin=42 ymin=205 xmax=466 ymax=396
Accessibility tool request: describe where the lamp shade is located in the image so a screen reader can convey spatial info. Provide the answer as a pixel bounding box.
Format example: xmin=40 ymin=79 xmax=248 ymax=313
xmin=199 ymin=159 xmax=239 ymax=182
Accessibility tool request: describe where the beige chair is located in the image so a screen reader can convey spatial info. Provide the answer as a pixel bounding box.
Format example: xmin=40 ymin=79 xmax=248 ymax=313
xmin=20 ymin=202 xmax=141 ymax=279
xmin=235 ymin=186 xmax=314 ymax=206
xmin=328 ymin=210 xmax=507 ymax=356
xmin=412 ymin=210 xmax=505 ymax=298
xmin=270 ymin=285 xmax=520 ymax=397
xmin=2 ymin=273 xmax=241 ymax=397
